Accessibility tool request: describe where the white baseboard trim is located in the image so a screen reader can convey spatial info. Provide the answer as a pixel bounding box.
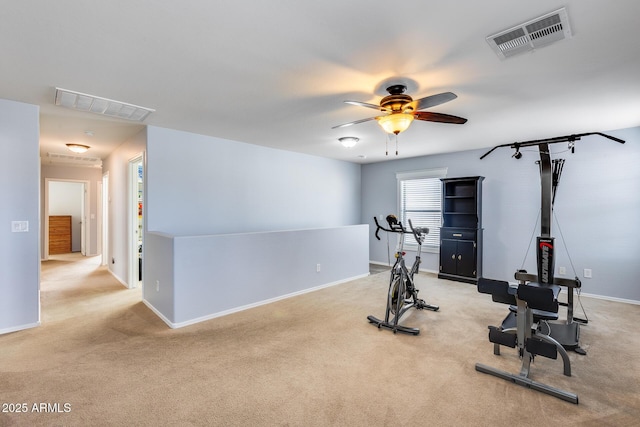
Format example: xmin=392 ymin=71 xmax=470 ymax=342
xmin=502 ymin=281 xmax=640 ymax=306
xmin=108 ymin=269 xmax=129 ymax=289
xmin=142 ymin=300 xmax=174 ymax=328
xmin=152 ymin=273 xmax=370 ymax=329
xmin=0 ymin=321 xmax=40 ymax=335
xmin=579 ymin=292 xmax=640 ymax=306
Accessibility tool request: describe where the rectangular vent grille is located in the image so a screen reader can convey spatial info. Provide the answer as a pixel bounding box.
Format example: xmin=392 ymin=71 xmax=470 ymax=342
xmin=46 ymin=152 xmax=103 ymax=168
xmin=54 ymin=88 xmax=155 ymax=122
xmin=486 ymin=8 xmax=572 ymax=59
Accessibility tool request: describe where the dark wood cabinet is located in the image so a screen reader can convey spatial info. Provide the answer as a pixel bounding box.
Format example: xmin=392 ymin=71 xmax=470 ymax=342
xmin=49 ymin=215 xmax=72 ymax=254
xmin=438 ymin=177 xmax=483 ymax=284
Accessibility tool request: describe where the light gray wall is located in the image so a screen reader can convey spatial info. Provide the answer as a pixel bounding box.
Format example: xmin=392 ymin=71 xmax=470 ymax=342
xmin=103 ymin=125 xmax=362 ymax=298
xmin=145 ymin=225 xmax=369 ymax=327
xmin=102 ymin=128 xmax=147 ymax=286
xmin=362 ymin=127 xmax=640 ymax=302
xmin=142 ymin=126 xmax=365 ymax=327
xmin=0 ymin=99 xmax=40 ymax=333
xmin=145 ymin=126 xmax=362 ymax=235
xmin=41 ymin=164 xmax=102 ymax=256
xmin=144 ymin=231 xmax=174 ymax=321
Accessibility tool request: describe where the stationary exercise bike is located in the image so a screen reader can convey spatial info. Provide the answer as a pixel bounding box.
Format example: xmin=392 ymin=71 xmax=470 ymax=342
xmin=367 ymin=215 xmax=439 ymax=335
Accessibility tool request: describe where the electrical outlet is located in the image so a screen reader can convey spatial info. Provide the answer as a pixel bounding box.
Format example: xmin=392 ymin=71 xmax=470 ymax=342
xmin=316 ymin=264 xmax=321 ymax=272
xmin=156 ymin=280 xmax=160 ymax=291
xmin=584 ymin=268 xmax=592 ymax=278
xmin=559 ymin=266 xmax=566 ymax=275
xmin=112 ymin=257 xmax=115 ymax=264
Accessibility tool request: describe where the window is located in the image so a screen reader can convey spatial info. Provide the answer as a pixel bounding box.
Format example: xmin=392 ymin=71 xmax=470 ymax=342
xmin=397 ymin=168 xmax=447 ymax=251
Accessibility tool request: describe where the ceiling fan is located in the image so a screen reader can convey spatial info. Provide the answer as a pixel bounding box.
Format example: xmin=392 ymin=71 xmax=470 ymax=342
xmin=332 ymin=84 xmax=467 ymax=135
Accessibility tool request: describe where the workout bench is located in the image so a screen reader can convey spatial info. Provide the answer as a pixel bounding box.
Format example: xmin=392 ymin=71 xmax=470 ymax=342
xmin=475 ymin=277 xmax=578 ymax=404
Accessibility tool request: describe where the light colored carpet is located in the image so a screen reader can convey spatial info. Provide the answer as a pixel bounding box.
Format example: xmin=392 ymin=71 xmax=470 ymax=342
xmin=369 ymin=263 xmax=391 ymax=275
xmin=1 ymin=253 xmax=639 ymax=426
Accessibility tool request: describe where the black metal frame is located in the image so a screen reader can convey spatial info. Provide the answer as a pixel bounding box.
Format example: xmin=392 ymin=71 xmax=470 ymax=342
xmin=479 ymin=132 xmax=625 ymax=160
xmin=481 ymin=131 xmax=625 ymax=242
xmin=367 ymin=216 xmax=439 ymax=335
xmin=476 ymin=277 xmax=578 ymax=404
xmin=480 ymin=131 xmax=625 ymax=353
xmin=475 ymin=131 xmax=625 ymax=403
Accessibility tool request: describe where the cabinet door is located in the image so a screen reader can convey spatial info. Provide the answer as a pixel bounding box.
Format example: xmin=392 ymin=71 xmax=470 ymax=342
xmin=440 ymin=239 xmax=458 ymax=275
xmin=456 ymin=240 xmax=476 ymax=277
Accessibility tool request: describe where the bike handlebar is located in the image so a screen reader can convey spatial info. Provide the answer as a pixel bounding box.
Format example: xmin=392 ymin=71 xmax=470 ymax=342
xmin=373 ymin=216 xmax=428 ymax=245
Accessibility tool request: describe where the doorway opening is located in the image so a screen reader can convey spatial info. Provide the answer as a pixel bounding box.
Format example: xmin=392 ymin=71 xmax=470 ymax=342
xmin=44 ymin=179 xmax=89 ymax=259
xmin=129 ymin=155 xmax=144 ymax=289
xmin=101 ymin=172 xmax=109 ymax=266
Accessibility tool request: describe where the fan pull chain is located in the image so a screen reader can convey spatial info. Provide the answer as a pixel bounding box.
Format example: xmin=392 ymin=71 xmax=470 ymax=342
xmin=384 ymin=134 xmax=401 ymax=156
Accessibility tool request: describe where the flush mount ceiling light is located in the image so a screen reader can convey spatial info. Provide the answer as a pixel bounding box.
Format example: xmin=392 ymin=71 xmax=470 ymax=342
xmin=339 ymin=136 xmax=359 ymax=148
xmin=54 ymin=87 xmax=155 ymax=122
xmin=66 ymin=143 xmax=90 ymax=154
xmin=377 ymin=113 xmax=415 ymax=135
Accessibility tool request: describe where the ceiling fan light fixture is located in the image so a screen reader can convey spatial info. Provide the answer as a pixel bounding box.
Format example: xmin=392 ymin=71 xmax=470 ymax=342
xmin=339 ymin=136 xmax=359 ymax=148
xmin=377 ymin=113 xmax=414 ymax=135
xmin=66 ymin=143 xmax=90 ymax=154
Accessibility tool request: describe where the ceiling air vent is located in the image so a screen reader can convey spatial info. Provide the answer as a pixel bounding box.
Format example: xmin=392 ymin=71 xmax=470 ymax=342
xmin=486 ymin=8 xmax=572 ymax=59
xmin=46 ymin=152 xmax=103 ymax=168
xmin=54 ymin=88 xmax=155 ymax=122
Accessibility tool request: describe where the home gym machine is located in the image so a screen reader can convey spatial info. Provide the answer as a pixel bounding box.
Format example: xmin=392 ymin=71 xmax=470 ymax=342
xmin=367 ymin=215 xmax=439 ymax=335
xmin=476 ymin=277 xmax=578 ymax=403
xmin=475 ymin=131 xmax=625 ymax=403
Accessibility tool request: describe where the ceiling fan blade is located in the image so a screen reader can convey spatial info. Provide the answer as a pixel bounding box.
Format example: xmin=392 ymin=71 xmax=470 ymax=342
xmin=331 ymin=116 xmax=379 ymax=129
xmin=409 ymin=92 xmax=458 ymax=111
xmin=414 ymin=111 xmax=467 ymax=124
xmin=344 ymin=100 xmax=387 ymax=111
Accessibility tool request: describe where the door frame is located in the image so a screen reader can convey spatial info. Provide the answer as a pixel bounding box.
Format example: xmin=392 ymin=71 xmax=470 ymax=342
xmin=128 ymin=153 xmax=144 ymax=288
xmin=100 ymin=172 xmax=109 ymax=266
xmin=43 ymin=178 xmax=90 ymax=260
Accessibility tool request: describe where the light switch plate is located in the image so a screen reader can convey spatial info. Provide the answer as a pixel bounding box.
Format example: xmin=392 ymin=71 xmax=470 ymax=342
xmin=11 ymin=221 xmax=29 ymax=232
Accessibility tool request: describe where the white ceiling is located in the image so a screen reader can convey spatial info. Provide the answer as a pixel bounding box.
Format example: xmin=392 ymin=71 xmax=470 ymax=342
xmin=2 ymin=1 xmax=639 ymax=164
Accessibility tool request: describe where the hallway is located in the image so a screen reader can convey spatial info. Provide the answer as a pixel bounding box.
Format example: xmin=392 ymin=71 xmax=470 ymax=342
xmin=40 ymin=253 xmax=143 ymax=324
